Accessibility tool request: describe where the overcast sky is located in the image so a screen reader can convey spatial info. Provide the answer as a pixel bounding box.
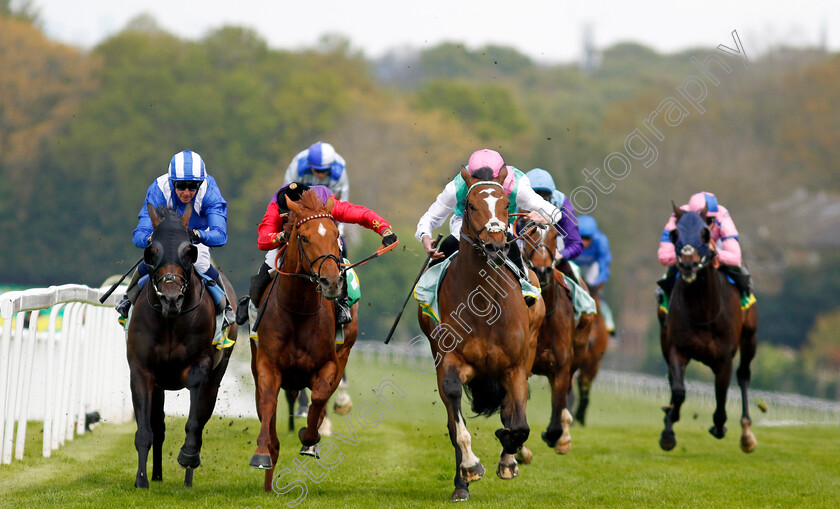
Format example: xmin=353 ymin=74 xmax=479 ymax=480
xmin=33 ymin=0 xmax=837 ymax=63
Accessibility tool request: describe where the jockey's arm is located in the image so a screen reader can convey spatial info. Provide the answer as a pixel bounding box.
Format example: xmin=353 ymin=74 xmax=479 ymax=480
xmin=713 ymin=208 xmax=742 ymax=266
xmin=415 ymin=181 xmax=458 ymax=243
xmin=199 ymin=202 xmax=228 ymax=246
xmin=282 ymin=150 xmax=306 ymax=186
xmin=332 ymin=200 xmax=391 ymax=235
xmin=132 ymin=183 xmax=164 ymax=248
xmin=657 ymin=213 xmax=679 ymax=265
xmin=334 ymin=171 xmax=349 ymax=204
xmin=595 ymin=234 xmax=612 ymax=286
xmin=257 ymin=201 xmax=287 ymax=251
xmin=554 ymin=196 xmax=582 ymax=261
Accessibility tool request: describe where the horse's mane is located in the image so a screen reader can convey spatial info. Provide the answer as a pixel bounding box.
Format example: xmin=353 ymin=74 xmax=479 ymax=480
xmin=154 ymin=205 xmax=183 ymax=220
xmin=296 ymin=189 xmax=327 ymax=214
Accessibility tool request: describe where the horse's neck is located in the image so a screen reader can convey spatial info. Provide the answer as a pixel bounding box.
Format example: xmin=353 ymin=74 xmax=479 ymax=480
xmin=679 ymin=266 xmax=722 ymax=320
xmin=453 ymin=237 xmax=516 ymax=294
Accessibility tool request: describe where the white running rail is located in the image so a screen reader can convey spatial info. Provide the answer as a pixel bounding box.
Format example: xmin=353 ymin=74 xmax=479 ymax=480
xmin=0 ymin=284 xmax=132 ymax=465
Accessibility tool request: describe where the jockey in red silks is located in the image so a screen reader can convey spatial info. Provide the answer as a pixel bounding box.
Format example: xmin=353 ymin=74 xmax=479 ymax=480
xmin=656 ymin=191 xmax=755 ymax=312
xmin=236 ymin=182 xmax=396 ymax=327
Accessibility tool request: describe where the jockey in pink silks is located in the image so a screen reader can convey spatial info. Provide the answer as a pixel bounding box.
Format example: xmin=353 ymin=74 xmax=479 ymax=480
xmin=655 ymin=191 xmax=755 ymax=312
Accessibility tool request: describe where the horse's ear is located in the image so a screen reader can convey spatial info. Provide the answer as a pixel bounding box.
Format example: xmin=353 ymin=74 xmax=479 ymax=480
xmin=671 ymin=200 xmax=684 ymax=221
xmin=669 ymin=229 xmax=679 ymax=244
xmin=325 ymin=195 xmax=336 ymax=214
xmin=286 ymin=195 xmax=302 ymax=217
xmin=181 ymin=202 xmax=193 ymax=229
xmin=148 ymin=204 xmax=162 ymax=228
xmin=460 ymin=165 xmax=474 ymax=187
xmin=496 ymin=165 xmax=508 ymax=185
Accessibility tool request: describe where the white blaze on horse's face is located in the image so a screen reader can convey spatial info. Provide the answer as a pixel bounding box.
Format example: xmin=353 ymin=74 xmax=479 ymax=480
xmin=318 ymin=223 xmax=327 ymax=237
xmin=479 ymin=188 xmax=506 ymax=234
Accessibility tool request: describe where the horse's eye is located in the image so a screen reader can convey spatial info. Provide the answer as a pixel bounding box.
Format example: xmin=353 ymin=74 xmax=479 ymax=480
xmin=467 ymin=202 xmax=476 ymax=212
xmin=300 ymin=235 xmax=309 ymax=244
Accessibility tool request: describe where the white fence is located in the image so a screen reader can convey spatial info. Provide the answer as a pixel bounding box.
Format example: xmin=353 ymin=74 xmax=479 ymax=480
xmin=0 ymin=284 xmax=132 ymax=465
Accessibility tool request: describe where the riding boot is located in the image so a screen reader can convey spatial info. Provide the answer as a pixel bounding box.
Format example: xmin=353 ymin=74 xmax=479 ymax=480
xmin=335 ymin=282 xmax=352 ymax=325
xmin=720 ymin=265 xmax=755 ymax=307
xmin=115 ymin=270 xmax=143 ymax=319
xmin=205 ymin=267 xmax=235 ymax=328
xmin=237 ymin=263 xmax=272 ymax=325
xmin=655 ymin=266 xmax=678 ymax=313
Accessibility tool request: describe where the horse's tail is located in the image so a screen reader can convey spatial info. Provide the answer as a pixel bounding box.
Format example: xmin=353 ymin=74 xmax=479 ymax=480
xmin=464 ymin=377 xmax=506 ymax=417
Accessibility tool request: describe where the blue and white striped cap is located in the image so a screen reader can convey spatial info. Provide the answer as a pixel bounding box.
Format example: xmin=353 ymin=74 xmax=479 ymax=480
xmin=169 ymin=150 xmax=206 ymax=181
xmin=307 ymin=142 xmax=336 ymax=170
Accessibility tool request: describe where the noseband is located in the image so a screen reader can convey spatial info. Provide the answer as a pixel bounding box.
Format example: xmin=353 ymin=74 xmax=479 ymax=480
xmin=147 ymin=263 xmax=205 ymax=315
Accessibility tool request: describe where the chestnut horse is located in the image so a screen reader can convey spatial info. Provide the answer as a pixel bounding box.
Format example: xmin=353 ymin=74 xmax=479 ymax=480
xmin=249 ymin=190 xmax=358 ymax=491
xmin=518 ymin=218 xmax=593 ymax=456
xmin=573 ymin=290 xmax=609 ymax=426
xmin=127 ymin=204 xmax=238 ymax=488
xmin=658 ymin=205 xmax=758 ymax=452
xmin=418 ymin=166 xmax=544 ymax=502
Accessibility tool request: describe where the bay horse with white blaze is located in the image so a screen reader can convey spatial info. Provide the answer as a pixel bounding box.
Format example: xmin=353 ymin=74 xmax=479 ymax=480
xmin=518 ymin=217 xmax=593 ymax=456
xmin=249 ymin=190 xmax=358 ymax=492
xmin=418 ymin=166 xmax=544 ymax=502
xmin=658 ymin=204 xmax=758 ymax=452
xmin=127 ymin=204 xmax=238 ymax=488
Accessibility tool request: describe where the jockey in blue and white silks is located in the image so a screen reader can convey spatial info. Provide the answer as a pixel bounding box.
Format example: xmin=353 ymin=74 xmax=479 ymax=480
xmin=117 ymin=149 xmax=233 ymax=324
xmin=575 ymin=214 xmax=616 ymax=334
xmin=283 ymin=141 xmax=350 ymax=235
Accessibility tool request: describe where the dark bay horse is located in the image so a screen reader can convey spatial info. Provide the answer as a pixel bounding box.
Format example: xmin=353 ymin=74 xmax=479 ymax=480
xmin=127 ymin=204 xmax=238 ymax=488
xmin=418 ymin=166 xmax=544 ymax=502
xmin=573 ymin=289 xmax=609 ymax=426
xmin=518 ymin=218 xmax=593 ymax=456
xmin=249 ymin=190 xmax=358 ymax=492
xmin=658 ymin=204 xmax=758 ymax=452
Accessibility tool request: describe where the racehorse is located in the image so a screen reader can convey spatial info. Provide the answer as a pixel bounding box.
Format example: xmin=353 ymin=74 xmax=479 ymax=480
xmin=126 ymin=204 xmax=238 ymax=488
xmin=658 ymin=204 xmax=758 ymax=452
xmin=517 ymin=217 xmax=593 ymax=456
xmin=249 ymin=190 xmax=359 ymax=491
xmin=418 ymin=166 xmax=544 ymax=502
xmin=573 ymin=290 xmax=609 ymax=426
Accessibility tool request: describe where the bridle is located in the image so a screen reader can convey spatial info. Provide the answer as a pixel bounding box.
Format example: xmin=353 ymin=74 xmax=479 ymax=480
xmin=147 ymin=259 xmax=205 ymax=316
xmin=461 ymin=181 xmax=508 ymax=257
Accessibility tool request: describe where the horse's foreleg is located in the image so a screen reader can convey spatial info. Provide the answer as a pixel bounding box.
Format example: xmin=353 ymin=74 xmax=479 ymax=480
xmin=575 ymin=367 xmax=592 ymax=426
xmin=129 ymin=368 xmax=155 ymax=489
xmin=542 ymin=367 xmax=572 ymax=453
xmin=250 ymin=354 xmax=281 ymax=480
xmin=334 ymin=372 xmax=352 ymax=416
xmin=300 ymin=363 xmax=337 ymax=452
xmin=285 ymin=390 xmax=298 ymax=432
xmin=660 ymin=348 xmax=687 ymax=451
xmin=178 ymin=361 xmax=211 ymax=473
xmin=150 ymin=387 xmax=165 ymax=482
xmin=496 ymin=367 xmax=530 ymax=478
xmin=438 ymin=361 xmax=481 ymax=501
xmin=709 ymin=361 xmax=733 ymax=440
xmin=738 ymin=320 xmax=758 ymax=453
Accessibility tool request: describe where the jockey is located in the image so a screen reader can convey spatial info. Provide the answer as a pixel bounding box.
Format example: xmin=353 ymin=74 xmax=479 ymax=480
xmin=575 ymin=215 xmax=616 ymax=335
xmin=656 ymin=191 xmax=755 ymax=311
xmin=236 ymin=182 xmax=396 ymax=327
xmin=115 ymin=149 xmax=235 ymax=325
xmin=415 ymin=149 xmax=568 ymax=305
xmin=283 ymin=141 xmax=349 ymax=237
xmin=524 ymin=168 xmax=583 ymax=275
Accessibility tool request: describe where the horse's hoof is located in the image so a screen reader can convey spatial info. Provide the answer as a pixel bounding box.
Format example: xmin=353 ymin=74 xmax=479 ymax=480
xmin=450 ymin=488 xmax=470 ymax=502
xmin=496 ymin=460 xmax=519 ymax=480
xmin=540 ymin=430 xmax=558 ymax=448
xmin=177 ymin=450 xmax=201 ymax=469
xmin=135 ymin=477 xmax=149 ymax=489
xmin=333 ymin=401 xmax=352 ymax=416
xmin=249 ymin=453 xmax=273 ymax=469
xmin=555 ymin=439 xmax=571 ymax=455
xmin=459 ymin=461 xmax=485 ymax=483
xmin=515 ymin=446 xmax=533 ymax=465
xmin=299 ymin=444 xmax=321 ymax=459
xmin=659 ymin=431 xmax=676 ymax=451
xmin=298 ymin=427 xmax=320 ymax=447
xmin=708 ymin=425 xmax=727 ymax=439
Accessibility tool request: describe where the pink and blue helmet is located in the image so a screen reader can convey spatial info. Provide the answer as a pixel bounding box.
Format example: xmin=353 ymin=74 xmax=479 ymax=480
xmin=169 ymin=150 xmax=206 ymax=182
xmin=687 ymin=191 xmax=719 ymax=217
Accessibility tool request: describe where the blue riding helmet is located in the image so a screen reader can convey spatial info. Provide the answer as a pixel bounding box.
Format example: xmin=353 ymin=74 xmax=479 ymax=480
xmin=169 ymin=150 xmax=206 ymax=182
xmin=578 ymin=215 xmax=598 ymax=238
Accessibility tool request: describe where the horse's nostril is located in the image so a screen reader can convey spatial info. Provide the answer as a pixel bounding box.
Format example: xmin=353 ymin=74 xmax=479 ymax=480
xmin=319 ymin=278 xmax=331 ymax=287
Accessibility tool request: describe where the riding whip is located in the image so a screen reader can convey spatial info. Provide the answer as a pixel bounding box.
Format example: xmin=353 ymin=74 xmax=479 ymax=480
xmin=384 ymin=234 xmax=443 ymax=345
xmin=99 ymin=256 xmax=144 ymax=303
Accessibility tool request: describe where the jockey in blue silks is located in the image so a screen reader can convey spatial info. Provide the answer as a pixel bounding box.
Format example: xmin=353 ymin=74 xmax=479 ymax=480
xmin=283 ymin=141 xmax=349 ymax=234
xmin=115 ymin=149 xmax=234 ymax=326
xmin=575 ymin=215 xmax=616 ymax=335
